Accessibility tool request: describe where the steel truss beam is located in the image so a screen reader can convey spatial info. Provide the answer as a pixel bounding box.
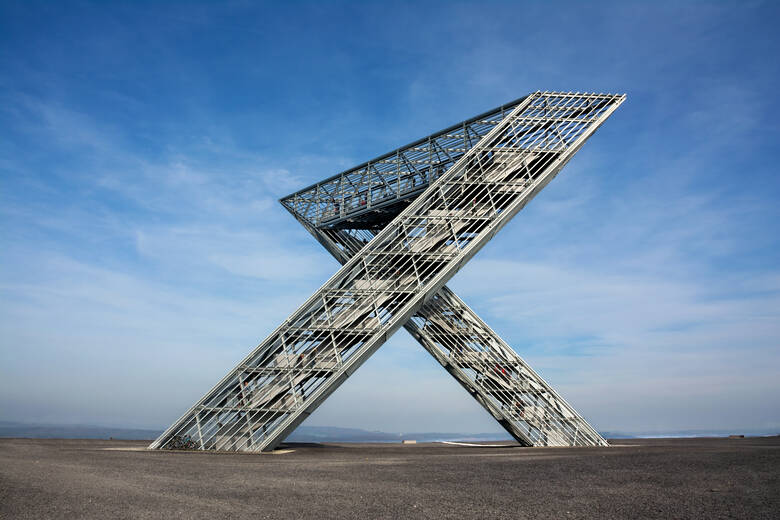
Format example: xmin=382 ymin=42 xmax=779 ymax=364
xmin=301 ymin=223 xmax=607 ymax=447
xmin=150 ymin=91 xmax=625 ymax=452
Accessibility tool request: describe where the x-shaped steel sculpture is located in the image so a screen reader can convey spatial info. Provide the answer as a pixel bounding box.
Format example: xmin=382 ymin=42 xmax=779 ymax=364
xmin=151 ymin=92 xmax=625 ymax=452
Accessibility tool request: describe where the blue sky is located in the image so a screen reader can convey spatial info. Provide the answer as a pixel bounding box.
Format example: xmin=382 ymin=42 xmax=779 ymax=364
xmin=1 ymin=0 xmax=778 ymax=435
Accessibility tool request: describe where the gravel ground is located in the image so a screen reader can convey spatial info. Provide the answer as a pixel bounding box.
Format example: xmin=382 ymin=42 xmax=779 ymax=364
xmin=0 ymin=437 xmax=778 ymax=519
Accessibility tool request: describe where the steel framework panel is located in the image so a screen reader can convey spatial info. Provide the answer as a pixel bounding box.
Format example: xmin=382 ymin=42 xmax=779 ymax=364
xmin=150 ymin=91 xmax=624 ymax=452
xmin=300 ymin=222 xmax=606 ymax=447
xmin=281 ymin=96 xmax=530 ymax=230
xmin=284 ymin=95 xmax=612 ymax=446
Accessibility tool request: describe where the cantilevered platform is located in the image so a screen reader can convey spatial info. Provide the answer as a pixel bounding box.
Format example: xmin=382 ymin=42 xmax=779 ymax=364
xmin=281 ymin=96 xmax=531 ymax=230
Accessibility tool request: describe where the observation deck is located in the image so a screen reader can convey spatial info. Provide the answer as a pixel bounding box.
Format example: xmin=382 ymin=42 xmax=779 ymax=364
xmin=280 ymin=96 xmax=530 ymax=230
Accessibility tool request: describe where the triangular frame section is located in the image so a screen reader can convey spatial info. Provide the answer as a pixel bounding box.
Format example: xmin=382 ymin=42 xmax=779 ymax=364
xmin=150 ymin=92 xmax=625 ymax=452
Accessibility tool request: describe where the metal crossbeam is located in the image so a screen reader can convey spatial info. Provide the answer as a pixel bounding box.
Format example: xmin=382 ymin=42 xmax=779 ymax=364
xmin=281 ymin=96 xmax=529 ymax=230
xmin=304 ymin=224 xmax=607 ymax=447
xmin=150 ymin=91 xmax=625 ymax=452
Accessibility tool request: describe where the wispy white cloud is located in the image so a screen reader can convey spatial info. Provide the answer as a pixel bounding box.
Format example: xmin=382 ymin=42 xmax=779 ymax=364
xmin=134 ymin=225 xmax=334 ymax=282
xmin=1 ymin=0 xmax=778 ymax=436
xmin=449 ymin=222 xmax=780 ymax=432
xmin=0 ymin=253 xmax=319 ymax=428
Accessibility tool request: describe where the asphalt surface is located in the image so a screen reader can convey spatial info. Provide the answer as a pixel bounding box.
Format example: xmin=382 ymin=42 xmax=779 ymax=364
xmin=1 ymin=437 xmax=778 ymax=519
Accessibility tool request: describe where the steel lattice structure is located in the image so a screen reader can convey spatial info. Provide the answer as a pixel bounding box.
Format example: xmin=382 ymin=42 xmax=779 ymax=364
xmin=150 ymin=91 xmax=625 ymax=452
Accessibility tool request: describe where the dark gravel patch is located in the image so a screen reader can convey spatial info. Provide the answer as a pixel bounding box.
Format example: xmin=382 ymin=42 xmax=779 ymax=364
xmin=0 ymin=437 xmax=778 ymax=519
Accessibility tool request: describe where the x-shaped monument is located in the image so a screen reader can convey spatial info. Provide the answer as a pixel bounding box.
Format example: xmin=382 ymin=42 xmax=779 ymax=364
xmin=151 ymin=92 xmax=625 ymax=452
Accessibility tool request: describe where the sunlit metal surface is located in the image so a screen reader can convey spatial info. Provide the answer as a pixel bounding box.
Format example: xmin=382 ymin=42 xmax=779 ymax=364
xmin=151 ymin=92 xmax=625 ymax=452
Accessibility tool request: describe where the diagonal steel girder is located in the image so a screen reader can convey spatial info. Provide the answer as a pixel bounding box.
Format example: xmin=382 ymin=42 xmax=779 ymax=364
xmin=293 ymin=220 xmax=608 ymax=447
xmin=283 ymin=93 xmax=617 ymax=447
xmin=150 ymin=91 xmax=625 ymax=452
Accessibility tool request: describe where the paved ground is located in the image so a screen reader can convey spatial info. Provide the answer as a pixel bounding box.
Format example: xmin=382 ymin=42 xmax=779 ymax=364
xmin=0 ymin=437 xmax=778 ymax=519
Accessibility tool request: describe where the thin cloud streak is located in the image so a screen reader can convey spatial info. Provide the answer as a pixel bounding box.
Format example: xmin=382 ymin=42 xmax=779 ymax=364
xmin=1 ymin=1 xmax=778 ymax=434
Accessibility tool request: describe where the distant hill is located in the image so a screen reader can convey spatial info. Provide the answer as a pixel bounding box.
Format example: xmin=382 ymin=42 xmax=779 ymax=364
xmin=286 ymin=426 xmax=513 ymax=443
xmin=602 ymin=428 xmax=779 ymax=439
xmin=1 ymin=421 xmax=775 ymax=443
xmin=0 ymin=421 xmax=161 ymax=440
xmin=0 ymin=421 xmax=510 ymax=443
